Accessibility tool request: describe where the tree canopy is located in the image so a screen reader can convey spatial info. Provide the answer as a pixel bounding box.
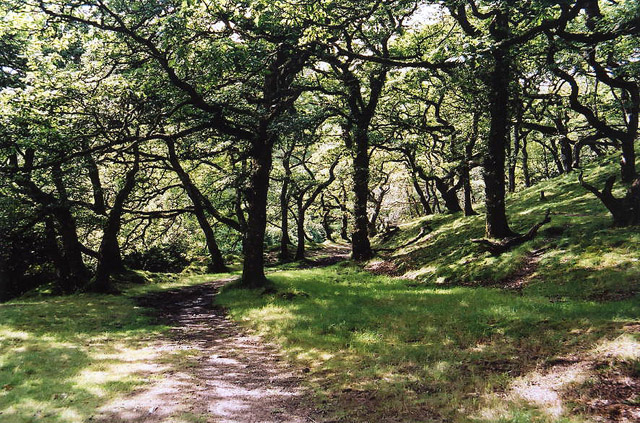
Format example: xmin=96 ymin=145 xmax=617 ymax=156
xmin=1 ymin=0 xmax=639 ymax=298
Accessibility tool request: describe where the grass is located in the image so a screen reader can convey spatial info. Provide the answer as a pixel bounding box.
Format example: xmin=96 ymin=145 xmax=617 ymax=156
xmin=216 ymin=154 xmax=640 ymax=422
xmin=216 ymin=266 xmax=639 ymax=422
xmin=2 ymin=153 xmax=639 ymax=422
xmin=0 ymin=273 xmax=232 ymax=423
xmin=377 ymin=154 xmax=640 ymax=302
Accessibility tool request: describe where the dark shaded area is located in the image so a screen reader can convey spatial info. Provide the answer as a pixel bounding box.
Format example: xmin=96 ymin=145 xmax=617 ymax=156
xmin=123 ymin=243 xmax=190 ymax=273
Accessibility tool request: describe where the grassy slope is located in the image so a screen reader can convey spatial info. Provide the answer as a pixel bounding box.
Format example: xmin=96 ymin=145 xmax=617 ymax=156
xmin=380 ymin=154 xmax=639 ymax=300
xmin=217 ymin=156 xmax=640 ymax=422
xmin=0 ymin=274 xmax=230 ymax=423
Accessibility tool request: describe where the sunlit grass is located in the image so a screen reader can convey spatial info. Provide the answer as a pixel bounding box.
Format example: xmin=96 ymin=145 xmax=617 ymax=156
xmin=0 ymin=272 xmax=238 ymax=423
xmin=0 ymin=293 xmax=159 ymax=422
xmin=2 ymin=154 xmax=639 ymax=422
xmin=216 ymin=266 xmax=639 ymax=421
xmin=374 ymin=154 xmax=640 ymax=303
xmin=216 ymin=153 xmax=640 ymax=422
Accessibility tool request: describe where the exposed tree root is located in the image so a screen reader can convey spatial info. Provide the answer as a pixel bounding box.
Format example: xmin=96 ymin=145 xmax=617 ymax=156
xmin=376 ymin=224 xmax=432 ymax=252
xmin=579 ymin=171 xmax=640 ymax=227
xmin=472 ymin=209 xmax=551 ymax=255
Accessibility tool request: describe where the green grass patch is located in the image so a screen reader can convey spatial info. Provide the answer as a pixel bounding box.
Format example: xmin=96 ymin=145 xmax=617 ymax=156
xmin=377 ymin=154 xmax=640 ymax=302
xmin=0 ymin=272 xmax=234 ymax=423
xmin=216 ymin=266 xmax=639 ymax=421
xmin=217 ymin=154 xmax=640 ymax=421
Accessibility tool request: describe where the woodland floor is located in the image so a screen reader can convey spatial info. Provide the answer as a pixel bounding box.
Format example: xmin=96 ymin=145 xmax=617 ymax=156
xmin=94 ymin=277 xmax=320 ymax=423
xmin=1 ymin=202 xmax=638 ymax=423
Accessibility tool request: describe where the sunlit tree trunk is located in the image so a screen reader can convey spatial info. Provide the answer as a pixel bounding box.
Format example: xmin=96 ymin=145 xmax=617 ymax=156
xmin=352 ymin=127 xmax=373 ymax=261
xmin=241 ymin=134 xmax=273 ymax=288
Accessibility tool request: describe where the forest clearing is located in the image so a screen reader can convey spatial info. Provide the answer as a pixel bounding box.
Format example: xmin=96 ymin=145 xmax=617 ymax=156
xmin=1 ymin=1 xmax=639 ymax=422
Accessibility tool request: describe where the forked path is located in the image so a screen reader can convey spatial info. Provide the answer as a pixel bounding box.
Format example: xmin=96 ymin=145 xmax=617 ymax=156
xmin=96 ymin=278 xmax=318 ymax=423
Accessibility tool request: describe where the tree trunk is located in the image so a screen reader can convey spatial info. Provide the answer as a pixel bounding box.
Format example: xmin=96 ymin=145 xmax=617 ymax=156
xmin=322 ymin=214 xmax=334 ymax=242
xmin=580 ymin=173 xmax=640 ymax=227
xmin=368 ymin=189 xmax=386 ymax=237
xmin=464 ymin=116 xmax=479 ymax=215
xmin=549 ymin=140 xmax=565 ymax=175
xmin=198 ymin=214 xmax=227 ymax=273
xmin=320 ymin=195 xmax=334 ymax=242
xmin=621 ymin=136 xmax=637 ymax=183
xmin=295 ymin=198 xmax=306 ymax=261
xmin=92 ymin=221 xmax=124 ymax=293
xmin=52 ymin=206 xmax=90 ymax=292
xmin=280 ymin=158 xmax=292 ymax=262
xmin=241 ymin=137 xmax=272 ymax=288
xmin=484 ymin=12 xmax=515 ymax=238
xmin=45 ymin=216 xmax=71 ymax=287
xmin=411 ymin=173 xmax=432 ymax=215
xmin=509 ymin=99 xmax=524 ymax=193
xmin=92 ymin=147 xmax=140 ymax=293
xmin=522 ymin=135 xmax=531 ymax=187
xmin=434 ymin=177 xmax=463 ymax=214
xmin=338 ymin=185 xmax=350 ymax=241
xmin=560 ymin=137 xmax=573 ymax=173
xmin=166 ymin=139 xmax=227 ymax=273
xmin=10 ymin=155 xmax=89 ymax=292
xmin=428 ymin=181 xmax=441 ymax=214
xmin=461 ymin=163 xmax=477 ymax=216
xmin=351 ymin=128 xmax=373 ymax=261
xmin=48 ymin=166 xmax=90 ymax=291
xmin=507 ymin=130 xmax=516 ymax=193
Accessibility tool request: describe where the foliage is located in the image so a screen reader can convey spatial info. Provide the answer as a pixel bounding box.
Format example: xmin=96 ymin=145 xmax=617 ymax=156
xmin=123 ymin=242 xmax=190 ymax=273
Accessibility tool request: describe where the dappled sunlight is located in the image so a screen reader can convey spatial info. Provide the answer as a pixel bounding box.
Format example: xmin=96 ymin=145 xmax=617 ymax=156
xmin=243 ymin=304 xmax=299 ymax=324
xmin=92 ymin=278 xmax=314 ymax=423
xmin=218 ymin=264 xmax=639 ymax=421
xmin=508 ymin=362 xmax=591 ymax=418
xmin=0 ymin=327 xmax=30 ymax=340
xmin=0 ymin=292 xmax=172 ymax=423
xmin=592 ymin=333 xmax=639 ymax=361
xmin=477 ymin=328 xmax=640 ymax=422
xmin=2 ymin=398 xmax=84 ymax=423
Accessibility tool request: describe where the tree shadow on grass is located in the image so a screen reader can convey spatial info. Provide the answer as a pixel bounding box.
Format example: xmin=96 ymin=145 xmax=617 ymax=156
xmin=217 ymin=266 xmax=639 ymax=421
xmin=0 ymin=294 xmax=165 ymax=423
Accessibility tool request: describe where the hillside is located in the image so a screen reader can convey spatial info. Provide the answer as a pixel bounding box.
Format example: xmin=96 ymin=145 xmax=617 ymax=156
xmin=375 ymin=154 xmax=639 ymax=302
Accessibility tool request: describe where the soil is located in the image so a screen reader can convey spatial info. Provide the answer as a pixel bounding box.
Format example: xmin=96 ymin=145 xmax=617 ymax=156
xmin=364 ymin=260 xmax=399 ymax=275
xmin=508 ymin=343 xmax=640 ymax=423
xmin=563 ymin=359 xmax=640 ymax=422
xmin=94 ymin=278 xmax=319 ymax=423
xmin=299 ymin=244 xmax=351 ymax=268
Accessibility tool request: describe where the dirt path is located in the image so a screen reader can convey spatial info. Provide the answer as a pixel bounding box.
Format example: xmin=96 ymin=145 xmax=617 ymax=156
xmin=495 ymin=247 xmax=548 ymax=290
xmin=95 ymin=278 xmax=319 ymax=423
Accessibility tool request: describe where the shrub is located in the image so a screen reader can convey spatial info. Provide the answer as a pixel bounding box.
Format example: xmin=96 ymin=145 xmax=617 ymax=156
xmin=123 ymin=242 xmax=189 ymax=273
